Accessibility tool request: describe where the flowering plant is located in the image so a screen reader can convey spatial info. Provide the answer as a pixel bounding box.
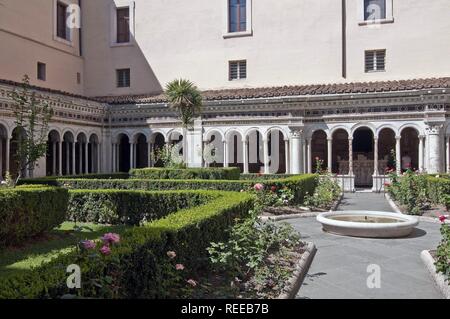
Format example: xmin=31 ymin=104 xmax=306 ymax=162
xmin=435 ymin=216 xmax=450 ymax=282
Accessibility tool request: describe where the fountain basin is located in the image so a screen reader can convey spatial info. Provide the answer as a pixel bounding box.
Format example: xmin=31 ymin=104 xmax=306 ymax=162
xmin=316 ymin=211 xmax=419 ymax=238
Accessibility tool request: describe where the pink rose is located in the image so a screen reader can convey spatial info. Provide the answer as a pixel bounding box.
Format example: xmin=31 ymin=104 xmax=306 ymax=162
xmin=253 ymin=183 xmax=264 ymax=191
xmin=167 ymin=251 xmax=176 ymax=259
xmin=187 ymin=279 xmax=197 ymax=287
xmin=175 ymin=264 xmax=185 ymax=271
xmin=81 ymin=240 xmax=96 ymax=250
xmin=100 ymin=245 xmax=111 ymax=256
xmin=101 ymin=233 xmax=120 ymax=245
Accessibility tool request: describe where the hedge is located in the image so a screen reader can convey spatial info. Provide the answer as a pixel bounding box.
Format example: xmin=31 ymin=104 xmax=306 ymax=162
xmin=0 ymin=186 xmax=69 ymax=248
xmin=130 ymin=167 xmax=241 ymax=180
xmin=427 ymin=176 xmax=450 ymax=208
xmin=0 ymin=191 xmax=254 ymax=299
xmin=17 ymin=173 xmax=130 ymax=186
xmin=68 ymin=190 xmax=218 ymax=225
xmin=240 ymin=174 xmax=295 ymax=180
xmin=40 ymin=174 xmax=317 ymax=205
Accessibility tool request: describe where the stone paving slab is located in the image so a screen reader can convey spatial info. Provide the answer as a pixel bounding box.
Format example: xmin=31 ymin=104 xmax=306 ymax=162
xmin=287 ymin=192 xmax=443 ymax=299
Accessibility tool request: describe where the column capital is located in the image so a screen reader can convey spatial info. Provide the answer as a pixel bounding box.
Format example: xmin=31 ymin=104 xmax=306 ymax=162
xmin=395 ymin=136 xmax=402 ymax=141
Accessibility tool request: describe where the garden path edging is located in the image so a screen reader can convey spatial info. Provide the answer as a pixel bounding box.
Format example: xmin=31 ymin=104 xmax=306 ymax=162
xmin=420 ymin=250 xmax=450 ymax=299
xmin=277 ymin=241 xmax=317 ymax=299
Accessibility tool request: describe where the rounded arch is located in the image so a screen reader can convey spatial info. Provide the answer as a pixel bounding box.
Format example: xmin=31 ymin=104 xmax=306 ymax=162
xmin=329 ymin=125 xmax=351 ymax=139
xmin=244 ymin=127 xmax=264 ymax=141
xmin=225 ymin=128 xmax=243 ymax=142
xmin=204 ymin=129 xmax=225 ymax=142
xmin=265 ymin=126 xmax=289 ymax=141
xmin=167 ymin=128 xmax=183 ymax=142
xmin=75 ymin=130 xmax=88 ymax=142
xmin=149 ymin=130 xmax=168 ymax=143
xmin=88 ymin=131 xmax=101 ymax=144
xmin=399 ymin=123 xmax=422 ymax=136
xmin=350 ymin=123 xmax=376 ymax=137
xmin=306 ymin=124 xmax=330 ymax=140
xmin=375 ymin=124 xmax=398 ymax=138
xmin=131 ymin=131 xmax=148 ymax=144
xmin=62 ymin=129 xmax=75 ymax=142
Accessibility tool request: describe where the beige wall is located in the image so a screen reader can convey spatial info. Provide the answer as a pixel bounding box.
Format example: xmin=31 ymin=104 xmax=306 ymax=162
xmin=82 ymin=0 xmax=450 ymax=96
xmin=0 ymin=0 xmax=84 ymax=94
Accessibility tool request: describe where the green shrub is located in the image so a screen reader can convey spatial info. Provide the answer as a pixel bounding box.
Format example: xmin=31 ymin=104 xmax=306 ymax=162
xmin=46 ymin=174 xmax=316 ymax=205
xmin=240 ymin=174 xmax=295 ymax=180
xmin=68 ymin=190 xmax=217 ymax=225
xmin=427 ymin=176 xmax=450 ymax=206
xmin=17 ymin=173 xmax=130 ymax=186
xmin=304 ymin=175 xmax=341 ymax=209
xmin=0 ymin=186 xmax=69 ymax=248
xmin=130 ymin=167 xmax=241 ymax=180
xmin=0 ymin=191 xmax=254 ymax=299
xmin=435 ymin=221 xmax=450 ymax=283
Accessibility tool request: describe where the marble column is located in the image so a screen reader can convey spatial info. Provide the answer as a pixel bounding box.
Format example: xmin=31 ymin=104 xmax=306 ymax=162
xmin=84 ymin=142 xmax=89 ymax=174
xmin=0 ymin=139 xmax=3 ymax=180
xmin=66 ymin=142 xmax=70 ymax=175
xmin=148 ymin=142 xmax=153 ymax=167
xmin=223 ymin=141 xmax=229 ymax=167
xmin=5 ymin=138 xmax=10 ymax=173
xmin=327 ymin=138 xmax=332 ymax=173
xmin=78 ymin=143 xmax=83 ymax=174
xmin=129 ymin=143 xmax=134 ymax=170
xmin=243 ymin=140 xmax=249 ymax=174
xmin=419 ymin=136 xmax=425 ymax=173
xmin=395 ymin=136 xmax=401 ymax=174
xmin=373 ymin=137 xmax=379 ymax=175
xmin=97 ymin=143 xmax=102 ymax=173
xmin=307 ymin=138 xmax=312 ymax=174
xmin=290 ymin=131 xmax=302 ymax=174
xmin=72 ymin=142 xmax=76 ymax=175
xmin=426 ymin=124 xmax=443 ymax=174
xmin=348 ymin=138 xmax=353 ymax=175
xmin=446 ymin=136 xmax=450 ymax=173
xmin=52 ymin=142 xmax=57 ymax=175
xmin=112 ymin=143 xmax=116 ymax=173
xmin=263 ymin=138 xmax=270 ymax=174
xmin=284 ymin=139 xmax=290 ymax=174
xmin=58 ymin=141 xmax=63 ymax=176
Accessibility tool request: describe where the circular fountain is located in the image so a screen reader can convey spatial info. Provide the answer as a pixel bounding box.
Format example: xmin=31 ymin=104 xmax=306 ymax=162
xmin=316 ymin=211 xmax=419 ymax=238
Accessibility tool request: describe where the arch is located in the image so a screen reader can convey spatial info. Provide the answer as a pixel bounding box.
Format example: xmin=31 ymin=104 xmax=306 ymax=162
xmin=400 ymin=127 xmax=420 ymax=171
xmin=331 ymin=128 xmax=349 ymax=174
xmin=9 ymin=126 xmax=27 ymax=178
xmin=306 ymin=125 xmax=329 ymax=140
xmin=113 ymin=131 xmax=131 ymax=144
xmin=350 ymin=123 xmax=376 ymax=137
xmin=224 ymin=128 xmax=243 ymax=142
xmin=118 ymin=133 xmax=131 ymax=172
xmin=167 ymin=129 xmax=183 ymax=142
xmin=151 ymin=132 xmax=166 ymax=167
xmin=88 ymin=131 xmax=102 ymax=144
xmin=329 ymin=125 xmax=351 ymax=139
xmin=266 ymin=128 xmax=287 ymax=173
xmin=75 ymin=130 xmax=88 ymax=142
xmin=399 ymin=123 xmax=422 ymax=136
xmin=0 ymin=123 xmax=8 ymax=180
xmin=88 ymin=133 xmax=101 ymax=173
xmin=131 ymin=131 xmax=148 ymax=144
xmin=46 ymin=130 xmax=62 ymax=176
xmin=244 ymin=127 xmax=264 ymax=142
xmin=265 ymin=126 xmax=289 ymax=141
xmin=134 ymin=133 xmax=149 ymax=169
xmin=375 ymin=124 xmax=398 ymax=138
xmin=311 ymin=130 xmax=328 ymax=173
xmin=204 ymin=129 xmax=225 ymax=142
xmin=149 ymin=130 xmax=168 ymax=143
xmin=62 ymin=129 xmax=75 ymax=142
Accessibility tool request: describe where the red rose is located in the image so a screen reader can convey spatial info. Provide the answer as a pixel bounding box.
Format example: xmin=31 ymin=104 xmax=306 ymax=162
xmin=439 ymin=215 xmax=447 ymax=223
xmin=271 ymin=186 xmax=277 ymax=192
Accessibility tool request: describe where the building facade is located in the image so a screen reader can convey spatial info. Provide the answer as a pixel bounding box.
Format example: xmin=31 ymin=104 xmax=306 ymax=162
xmin=0 ymin=0 xmax=450 ymax=190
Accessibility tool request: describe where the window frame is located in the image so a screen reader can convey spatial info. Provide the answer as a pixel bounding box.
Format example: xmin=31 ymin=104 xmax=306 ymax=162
xmin=365 ymin=49 xmax=386 ymax=73
xmin=53 ymin=0 xmax=73 ymax=46
xmin=116 ymin=68 xmax=131 ymax=88
xmin=358 ymin=0 xmax=394 ymax=26
xmin=229 ymin=60 xmax=247 ymax=81
xmin=223 ymin=0 xmax=252 ymax=39
xmin=111 ymin=1 xmax=135 ymax=47
xmin=37 ymin=62 xmax=47 ymax=81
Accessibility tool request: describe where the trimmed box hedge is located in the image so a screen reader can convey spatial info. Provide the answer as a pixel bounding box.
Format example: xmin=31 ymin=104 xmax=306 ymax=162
xmin=17 ymin=173 xmax=130 ymax=186
xmin=42 ymin=174 xmax=317 ymax=205
xmin=0 ymin=186 xmax=69 ymax=248
xmin=130 ymin=167 xmax=241 ymax=180
xmin=427 ymin=176 xmax=450 ymax=208
xmin=68 ymin=190 xmax=218 ymax=225
xmin=0 ymin=191 xmax=254 ymax=299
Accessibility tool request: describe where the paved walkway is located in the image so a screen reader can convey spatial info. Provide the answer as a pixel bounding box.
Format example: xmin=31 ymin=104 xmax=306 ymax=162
xmin=288 ymin=192 xmax=442 ymax=299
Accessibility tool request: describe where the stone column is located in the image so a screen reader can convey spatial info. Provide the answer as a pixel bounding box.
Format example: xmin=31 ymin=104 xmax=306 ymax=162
xmin=223 ymin=141 xmax=229 ymax=167
xmin=301 ymin=138 xmax=306 ymax=174
xmin=129 ymin=143 xmax=134 ymax=170
xmin=426 ymin=124 xmax=443 ymax=174
xmin=263 ymin=138 xmax=270 ymax=174
xmin=348 ymin=138 xmax=353 ymax=175
xmin=395 ymin=136 xmax=401 ymax=174
xmin=148 ymin=142 xmax=153 ymax=167
xmin=243 ymin=140 xmax=249 ymax=174
xmin=307 ymin=138 xmax=312 ymax=174
xmin=419 ymin=136 xmax=425 ymax=173
xmin=327 ymin=138 xmax=332 ymax=173
xmin=97 ymin=143 xmax=102 ymax=173
xmin=290 ymin=130 xmax=302 ymax=174
xmin=373 ymin=137 xmax=379 ymax=175
xmin=72 ymin=142 xmax=76 ymax=175
xmin=112 ymin=143 xmax=116 ymax=172
xmin=445 ymin=136 xmax=450 ymax=174
xmin=65 ymin=142 xmax=70 ymax=175
xmin=52 ymin=142 xmax=57 ymax=175
xmin=0 ymin=139 xmax=3 ymax=180
xmin=284 ymin=139 xmax=290 ymax=174
xmin=85 ymin=142 xmax=89 ymax=174
xmin=58 ymin=141 xmax=63 ymax=176
xmin=5 ymin=138 xmax=10 ymax=173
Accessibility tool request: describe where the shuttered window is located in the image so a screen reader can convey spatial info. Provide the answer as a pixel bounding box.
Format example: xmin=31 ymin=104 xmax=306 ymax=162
xmin=56 ymin=2 xmax=69 ymax=40
xmin=365 ymin=50 xmax=386 ymax=72
xmin=229 ymin=60 xmax=247 ymax=80
xmin=117 ymin=69 xmax=131 ymax=87
xmin=229 ymin=0 xmax=246 ymax=32
xmin=117 ymin=7 xmax=130 ymax=43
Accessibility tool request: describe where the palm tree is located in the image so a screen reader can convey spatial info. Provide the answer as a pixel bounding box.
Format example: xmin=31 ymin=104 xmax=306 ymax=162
xmin=165 ymin=79 xmax=203 ymax=163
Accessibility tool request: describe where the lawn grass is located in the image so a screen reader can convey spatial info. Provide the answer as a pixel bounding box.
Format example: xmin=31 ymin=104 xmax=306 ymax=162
xmin=0 ymin=222 xmax=128 ymax=275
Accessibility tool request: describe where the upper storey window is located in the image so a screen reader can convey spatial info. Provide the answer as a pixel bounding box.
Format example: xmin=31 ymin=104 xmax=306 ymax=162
xmin=229 ymin=0 xmax=246 ymax=33
xmin=364 ymin=0 xmax=386 ymax=21
xmin=56 ymin=1 xmax=71 ymax=42
xmin=223 ymin=0 xmax=252 ymax=38
xmin=116 ymin=7 xmax=130 ymax=43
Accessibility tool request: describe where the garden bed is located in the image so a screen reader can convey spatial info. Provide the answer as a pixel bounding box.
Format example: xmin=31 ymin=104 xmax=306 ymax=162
xmin=421 ymin=250 xmax=450 ymax=299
